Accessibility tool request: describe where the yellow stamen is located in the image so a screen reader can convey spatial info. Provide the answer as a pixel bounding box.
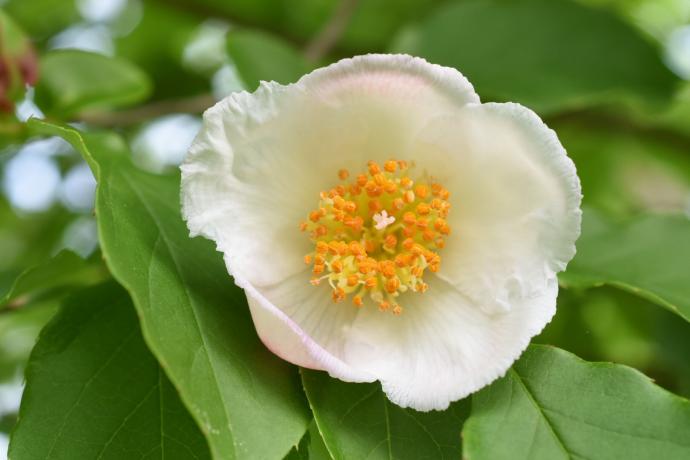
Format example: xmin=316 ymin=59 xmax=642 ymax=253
xmin=300 ymin=159 xmax=452 ymax=315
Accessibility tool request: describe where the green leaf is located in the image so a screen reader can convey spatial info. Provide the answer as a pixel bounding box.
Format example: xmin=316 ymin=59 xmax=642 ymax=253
xmin=35 ymin=50 xmax=152 ymax=116
xmin=560 ymin=210 xmax=690 ymax=323
xmin=227 ymin=29 xmax=311 ymax=90
xmin=27 ymin=119 xmax=311 ymax=460
xmin=301 ymin=369 xmax=469 ymax=460
xmin=0 ymin=301 xmax=57 ymax=383
xmin=414 ymin=0 xmax=679 ymax=113
xmin=0 ymin=250 xmax=106 ymax=309
xmin=463 ymin=345 xmax=690 ymax=460
xmin=9 ymin=281 xmax=211 ymax=460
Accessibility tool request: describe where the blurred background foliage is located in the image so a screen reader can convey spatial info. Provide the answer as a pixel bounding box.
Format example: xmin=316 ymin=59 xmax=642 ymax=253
xmin=0 ymin=0 xmax=689 ymax=457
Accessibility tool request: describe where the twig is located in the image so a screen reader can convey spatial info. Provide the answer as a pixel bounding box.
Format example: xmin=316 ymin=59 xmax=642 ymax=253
xmin=546 ymin=108 xmax=690 ymax=153
xmin=304 ymin=0 xmax=359 ymax=62
xmin=77 ymin=93 xmax=216 ymax=128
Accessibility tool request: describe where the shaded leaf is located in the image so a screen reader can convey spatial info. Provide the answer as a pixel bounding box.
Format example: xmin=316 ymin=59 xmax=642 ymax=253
xmin=27 ymin=119 xmax=310 ymax=460
xmin=9 ymin=282 xmax=211 ymax=460
xmin=463 ymin=345 xmax=690 ymax=459
xmin=0 ymin=250 xmax=106 ymax=310
xmin=302 ymin=369 xmax=468 ymax=460
xmin=415 ymin=0 xmax=679 ymax=113
xmin=560 ymin=210 xmax=690 ymax=322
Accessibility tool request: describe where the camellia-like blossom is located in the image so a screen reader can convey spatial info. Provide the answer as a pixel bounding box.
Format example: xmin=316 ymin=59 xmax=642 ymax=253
xmin=181 ymin=54 xmax=582 ymax=411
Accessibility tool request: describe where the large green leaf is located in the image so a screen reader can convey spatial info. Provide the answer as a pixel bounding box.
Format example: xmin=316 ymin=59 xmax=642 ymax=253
xmin=414 ymin=0 xmax=679 ymax=113
xmin=27 ymin=119 xmax=310 ymax=460
xmin=463 ymin=345 xmax=690 ymax=460
xmin=302 ymin=369 xmax=469 ymax=460
xmin=227 ymin=29 xmax=311 ymax=89
xmin=0 ymin=250 xmax=106 ymax=309
xmin=9 ymin=281 xmax=211 ymax=459
xmin=560 ymin=210 xmax=690 ymax=322
xmin=35 ymin=50 xmax=152 ymax=116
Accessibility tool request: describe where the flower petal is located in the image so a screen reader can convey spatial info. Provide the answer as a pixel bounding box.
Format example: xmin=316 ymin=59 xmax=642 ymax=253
xmin=240 ymin=268 xmax=375 ymax=383
xmin=409 ymin=102 xmax=582 ymax=314
xmin=343 ymin=275 xmax=558 ymax=411
xmin=182 ymin=54 xmax=479 ymax=287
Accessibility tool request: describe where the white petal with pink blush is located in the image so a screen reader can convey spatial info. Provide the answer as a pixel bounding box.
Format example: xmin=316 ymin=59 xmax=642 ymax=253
xmin=180 ymin=54 xmax=582 ymax=411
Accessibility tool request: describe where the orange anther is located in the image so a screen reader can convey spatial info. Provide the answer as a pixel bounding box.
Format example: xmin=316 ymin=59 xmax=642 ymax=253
xmin=331 ymin=260 xmax=343 ymax=273
xmin=353 ymin=296 xmax=364 ymax=307
xmin=385 ymin=277 xmax=400 ymax=293
xmin=392 ymin=305 xmax=403 ymax=315
xmin=304 ymin=255 xmax=312 ymax=265
xmin=333 ymin=195 xmax=345 ymax=210
xmin=332 ymin=288 xmax=345 ymax=303
xmin=416 ymin=218 xmax=428 ymax=229
xmin=338 ymin=169 xmax=349 ymax=180
xmin=365 ymin=277 xmax=378 ymax=289
xmin=392 ymin=198 xmax=405 ymax=211
xmin=356 ymin=174 xmax=368 ymax=186
xmin=400 ymin=176 xmax=412 ymax=188
xmin=416 ymin=203 xmax=430 ymax=215
xmin=368 ymin=161 xmax=381 ymax=175
xmin=313 ymin=264 xmax=325 ymax=275
xmin=347 ymin=274 xmax=359 ymax=286
xmin=368 ymin=199 xmax=382 ymax=213
xmin=384 ymin=234 xmax=397 ymax=249
xmin=384 ymin=160 xmax=397 ymax=172
xmin=316 ymin=241 xmax=328 ymax=253
xmin=414 ymin=184 xmax=428 ymax=199
xmin=309 ymin=210 xmax=321 ymax=222
xmin=403 ymin=190 xmax=415 ymax=203
xmin=378 ymin=260 xmax=396 ymax=278
xmin=384 ymin=181 xmax=397 ymax=194
xmin=364 ymin=240 xmax=376 ymax=254
xmin=403 ymin=212 xmax=416 ymax=226
xmin=343 ymin=201 xmax=357 ymax=213
xmin=402 ymin=226 xmax=416 ymax=237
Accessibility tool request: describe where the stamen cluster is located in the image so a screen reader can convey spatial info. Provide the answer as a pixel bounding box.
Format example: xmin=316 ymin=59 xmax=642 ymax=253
xmin=300 ymin=159 xmax=451 ymax=315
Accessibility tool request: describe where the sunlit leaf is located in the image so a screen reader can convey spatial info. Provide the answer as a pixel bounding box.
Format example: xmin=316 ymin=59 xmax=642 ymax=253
xmin=35 ymin=50 xmax=152 ymax=116
xmin=26 ymin=119 xmax=310 ymax=460
xmin=9 ymin=282 xmax=211 ymax=459
xmin=463 ymin=345 xmax=690 ymax=459
xmin=227 ymin=29 xmax=311 ymax=89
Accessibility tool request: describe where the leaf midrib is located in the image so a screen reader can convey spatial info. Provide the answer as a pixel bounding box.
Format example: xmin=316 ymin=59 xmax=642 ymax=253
xmin=510 ymin=368 xmax=572 ymax=460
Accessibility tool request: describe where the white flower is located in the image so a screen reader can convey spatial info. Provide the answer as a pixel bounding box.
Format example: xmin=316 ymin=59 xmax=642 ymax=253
xmin=181 ymin=54 xmax=582 ymax=411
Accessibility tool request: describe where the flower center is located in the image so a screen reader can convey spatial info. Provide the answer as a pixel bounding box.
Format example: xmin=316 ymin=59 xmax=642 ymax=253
xmin=300 ymin=160 xmax=451 ymax=315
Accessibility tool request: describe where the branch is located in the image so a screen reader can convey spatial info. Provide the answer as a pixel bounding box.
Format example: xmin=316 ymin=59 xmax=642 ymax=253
xmin=304 ymin=0 xmax=359 ymax=62
xmin=546 ymin=108 xmax=690 ymax=153
xmin=77 ymin=93 xmax=216 ymax=128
